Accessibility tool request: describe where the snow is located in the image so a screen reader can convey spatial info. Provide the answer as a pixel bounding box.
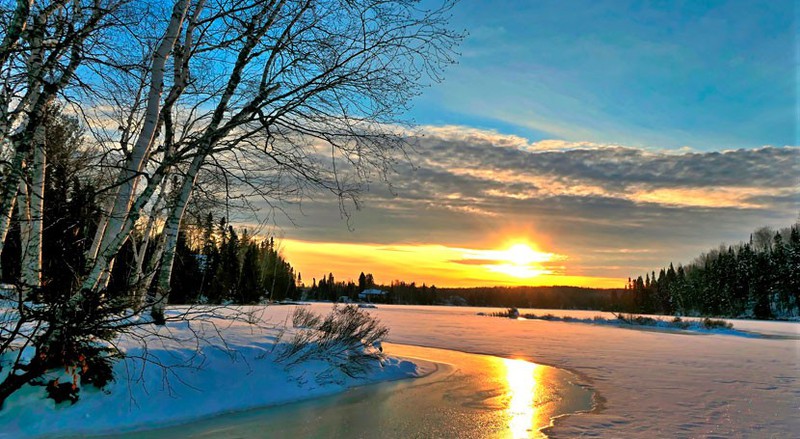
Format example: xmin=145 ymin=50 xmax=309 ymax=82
xmin=0 ymin=306 xmax=419 ymax=438
xmin=485 ymin=311 xmax=762 ymax=336
xmin=1 ymin=303 xmax=797 ymax=438
xmin=355 ymin=304 xmax=800 ymax=438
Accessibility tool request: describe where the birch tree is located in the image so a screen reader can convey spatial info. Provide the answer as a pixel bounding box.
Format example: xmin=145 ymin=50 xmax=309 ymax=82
xmin=74 ymin=0 xmax=461 ymax=318
xmin=0 ymin=0 xmax=461 ymax=405
xmin=0 ymin=0 xmax=129 ymax=289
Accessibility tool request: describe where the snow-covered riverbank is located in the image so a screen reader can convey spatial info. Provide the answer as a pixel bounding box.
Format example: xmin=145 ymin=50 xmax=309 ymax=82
xmin=0 ymin=306 xmax=419 ymax=438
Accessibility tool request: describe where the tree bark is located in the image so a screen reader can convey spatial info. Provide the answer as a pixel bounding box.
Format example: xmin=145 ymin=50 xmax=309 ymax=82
xmin=0 ymin=0 xmax=34 ymax=68
xmin=85 ymin=0 xmax=192 ymax=273
xmin=15 ymin=99 xmax=47 ymax=294
xmin=128 ymin=177 xmax=170 ymax=305
xmin=27 ymin=122 xmax=46 ymax=290
xmin=17 ymin=174 xmax=34 ymax=290
xmin=152 ymin=163 xmax=199 ymax=317
xmin=0 ymin=148 xmax=26 ymax=265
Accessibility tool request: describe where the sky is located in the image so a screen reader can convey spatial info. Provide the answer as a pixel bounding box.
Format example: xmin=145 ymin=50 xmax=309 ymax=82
xmin=273 ymin=0 xmax=798 ymax=288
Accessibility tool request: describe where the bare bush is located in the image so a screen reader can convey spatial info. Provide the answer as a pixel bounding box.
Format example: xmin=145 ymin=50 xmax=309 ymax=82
xmin=277 ymin=305 xmax=388 ymax=380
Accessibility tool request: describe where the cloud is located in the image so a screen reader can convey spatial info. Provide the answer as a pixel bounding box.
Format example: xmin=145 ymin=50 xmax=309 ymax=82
xmin=265 ymin=125 xmax=798 ymax=281
xmin=402 ymin=127 xmax=798 ymax=210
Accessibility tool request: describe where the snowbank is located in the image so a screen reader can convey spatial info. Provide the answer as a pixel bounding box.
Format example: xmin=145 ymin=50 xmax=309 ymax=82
xmin=480 ymin=310 xmax=766 ymax=336
xmin=0 ymin=306 xmax=418 ymax=437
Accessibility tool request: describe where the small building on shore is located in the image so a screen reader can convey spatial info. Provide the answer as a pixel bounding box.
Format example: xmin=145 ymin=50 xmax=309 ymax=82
xmin=358 ymin=288 xmax=387 ymax=302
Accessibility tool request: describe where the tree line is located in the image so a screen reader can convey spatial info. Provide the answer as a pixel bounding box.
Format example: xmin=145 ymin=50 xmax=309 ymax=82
xmin=626 ymin=223 xmax=799 ymax=319
xmin=299 ymin=271 xmax=630 ymax=310
xmin=384 ymin=283 xmax=629 ymax=310
xmin=167 ymin=215 xmax=298 ymax=305
xmin=304 ymin=271 xmax=376 ymax=302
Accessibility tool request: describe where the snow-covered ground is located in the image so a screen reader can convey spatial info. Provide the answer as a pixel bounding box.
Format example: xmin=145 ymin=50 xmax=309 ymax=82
xmin=1 ymin=303 xmax=797 ymax=438
xmin=0 ymin=306 xmax=419 ymax=438
xmin=358 ymin=304 xmax=799 ymax=438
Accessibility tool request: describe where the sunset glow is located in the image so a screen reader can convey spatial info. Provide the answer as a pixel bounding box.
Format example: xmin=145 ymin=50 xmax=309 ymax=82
xmin=458 ymin=242 xmax=560 ymax=280
xmin=280 ymin=239 xmax=622 ymax=288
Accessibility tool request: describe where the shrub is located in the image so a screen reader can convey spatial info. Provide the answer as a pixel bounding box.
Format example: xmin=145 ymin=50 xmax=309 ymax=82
xmin=701 ymin=317 xmax=733 ymax=330
xmin=277 ymin=305 xmax=389 ymax=380
xmin=0 ymin=291 xmax=129 ymax=408
xmin=633 ymin=315 xmax=657 ymax=326
xmin=613 ymin=313 xmax=658 ymax=326
xmin=488 ymin=309 xmax=516 ymax=318
xmin=671 ymin=319 xmax=691 ymax=330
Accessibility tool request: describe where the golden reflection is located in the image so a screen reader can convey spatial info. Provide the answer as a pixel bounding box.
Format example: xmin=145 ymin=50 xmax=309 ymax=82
xmin=503 ymin=358 xmax=541 ymax=438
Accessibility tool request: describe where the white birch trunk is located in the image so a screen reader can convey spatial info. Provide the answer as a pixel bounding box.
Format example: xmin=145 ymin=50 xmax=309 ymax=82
xmin=0 ymin=71 xmax=42 ymax=262
xmin=79 ymin=159 xmax=172 ymax=295
xmin=0 ymin=2 xmax=45 ymax=275
xmin=128 ymin=177 xmax=170 ymax=305
xmin=0 ymin=0 xmax=34 ymax=69
xmin=152 ymin=157 xmax=201 ymax=317
xmin=0 ymin=149 xmax=25 ymax=261
xmin=16 ymin=174 xmax=36 ymax=292
xmin=25 ymin=123 xmax=45 ymax=290
xmin=86 ymin=0 xmax=191 ymax=268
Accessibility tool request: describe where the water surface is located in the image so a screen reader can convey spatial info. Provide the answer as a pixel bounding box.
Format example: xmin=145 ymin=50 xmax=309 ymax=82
xmin=116 ymin=344 xmax=593 ymax=438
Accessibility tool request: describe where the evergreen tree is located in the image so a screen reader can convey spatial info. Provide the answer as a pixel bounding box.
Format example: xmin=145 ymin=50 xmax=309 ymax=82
xmin=169 ymin=230 xmax=202 ymax=304
xmin=238 ymin=242 xmax=261 ymax=303
xmin=788 ymin=226 xmax=800 ymax=308
xmin=629 ymin=222 xmax=799 ymax=319
xmin=358 ymin=272 xmax=366 ymax=291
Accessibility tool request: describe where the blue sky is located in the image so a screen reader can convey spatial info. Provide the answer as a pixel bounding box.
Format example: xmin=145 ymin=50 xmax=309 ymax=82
xmin=409 ymin=0 xmax=796 ymax=150
xmin=277 ymin=0 xmax=798 ymax=287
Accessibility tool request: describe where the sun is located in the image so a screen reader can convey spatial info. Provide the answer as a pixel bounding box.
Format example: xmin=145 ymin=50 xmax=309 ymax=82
xmin=457 ymin=240 xmax=561 ymax=280
xmin=504 ymin=243 xmax=542 ymax=266
xmin=486 ymin=242 xmax=557 ymax=279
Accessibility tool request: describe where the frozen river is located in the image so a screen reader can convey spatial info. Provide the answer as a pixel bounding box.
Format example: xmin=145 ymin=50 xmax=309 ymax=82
xmin=117 ymin=344 xmax=593 ymax=438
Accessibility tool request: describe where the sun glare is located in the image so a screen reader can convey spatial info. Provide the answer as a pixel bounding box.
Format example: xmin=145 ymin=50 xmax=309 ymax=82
xmin=489 ymin=264 xmax=551 ymax=279
xmin=504 ymin=243 xmax=546 ymax=266
xmin=282 ymin=238 xmax=621 ymax=288
xmin=455 ymin=241 xmax=560 ymax=280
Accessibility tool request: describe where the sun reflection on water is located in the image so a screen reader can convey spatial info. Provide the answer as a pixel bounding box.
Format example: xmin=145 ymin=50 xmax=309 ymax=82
xmin=503 ymin=358 xmax=541 ymax=438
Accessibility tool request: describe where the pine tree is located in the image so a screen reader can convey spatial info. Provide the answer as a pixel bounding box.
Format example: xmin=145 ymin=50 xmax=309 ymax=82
xmin=169 ymin=230 xmax=202 ymax=304
xmin=770 ymin=232 xmax=789 ymax=315
xmin=358 ymin=272 xmax=366 ymax=291
xmin=239 ymin=242 xmax=261 ymax=303
xmin=788 ymin=226 xmax=800 ymax=311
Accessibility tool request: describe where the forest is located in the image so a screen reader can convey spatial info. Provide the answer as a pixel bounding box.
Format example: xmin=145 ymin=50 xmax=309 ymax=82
xmin=624 ymin=223 xmax=799 ymax=319
xmin=0 ymin=110 xmax=298 ymax=306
